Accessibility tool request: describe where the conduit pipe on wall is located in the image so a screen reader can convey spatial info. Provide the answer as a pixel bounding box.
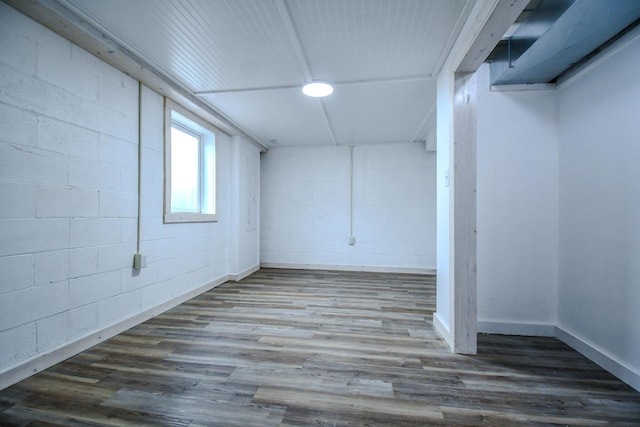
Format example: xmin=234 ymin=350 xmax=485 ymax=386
xmin=133 ymin=81 xmax=144 ymax=270
xmin=136 ymin=82 xmax=142 ymax=254
xmin=349 ymin=145 xmax=355 ymax=246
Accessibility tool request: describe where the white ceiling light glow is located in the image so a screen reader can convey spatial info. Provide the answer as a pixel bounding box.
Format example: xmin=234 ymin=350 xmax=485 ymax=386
xmin=302 ymin=81 xmax=333 ymax=97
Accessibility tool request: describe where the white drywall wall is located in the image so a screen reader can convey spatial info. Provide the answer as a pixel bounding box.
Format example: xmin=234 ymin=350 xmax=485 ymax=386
xmin=435 ymin=70 xmax=453 ymax=338
xmin=476 ymin=64 xmax=559 ymax=329
xmin=260 ymin=143 xmax=435 ymax=272
xmin=557 ymin=33 xmax=640 ymax=386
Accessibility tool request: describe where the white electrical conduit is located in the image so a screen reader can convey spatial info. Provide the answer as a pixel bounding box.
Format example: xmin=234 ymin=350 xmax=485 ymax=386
xmin=136 ymin=81 xmax=142 ymax=255
xmin=349 ymin=145 xmax=355 ymax=245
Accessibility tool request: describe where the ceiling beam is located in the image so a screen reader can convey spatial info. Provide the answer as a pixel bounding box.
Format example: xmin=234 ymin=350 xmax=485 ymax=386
xmin=273 ymin=0 xmax=338 ymax=146
xmin=457 ymin=0 xmax=530 ymax=73
xmin=432 ymin=0 xmax=477 ymax=77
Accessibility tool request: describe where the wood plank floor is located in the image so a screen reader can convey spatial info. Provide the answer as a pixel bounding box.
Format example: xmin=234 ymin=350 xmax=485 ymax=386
xmin=1 ymin=268 xmax=639 ymax=426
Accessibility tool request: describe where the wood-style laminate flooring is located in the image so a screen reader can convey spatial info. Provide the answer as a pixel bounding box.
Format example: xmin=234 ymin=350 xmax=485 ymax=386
xmin=1 ymin=269 xmax=639 ymax=426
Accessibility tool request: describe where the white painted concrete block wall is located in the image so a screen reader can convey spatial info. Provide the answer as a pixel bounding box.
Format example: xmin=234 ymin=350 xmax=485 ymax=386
xmin=0 ymin=3 xmax=137 ymax=369
xmin=557 ymin=33 xmax=640 ymax=382
xmin=229 ymin=136 xmax=261 ymax=278
xmin=261 ymin=143 xmax=435 ymax=272
xmin=0 ymin=4 xmax=253 ymax=377
xmin=475 ymin=64 xmax=559 ymax=330
xmin=137 ymin=86 xmax=233 ymax=310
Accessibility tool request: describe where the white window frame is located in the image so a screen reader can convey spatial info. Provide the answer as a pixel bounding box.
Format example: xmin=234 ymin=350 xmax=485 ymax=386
xmin=164 ymin=99 xmax=218 ymax=223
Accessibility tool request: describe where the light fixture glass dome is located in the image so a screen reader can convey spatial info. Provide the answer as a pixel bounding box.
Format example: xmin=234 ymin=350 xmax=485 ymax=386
xmin=302 ymin=81 xmax=333 ymax=97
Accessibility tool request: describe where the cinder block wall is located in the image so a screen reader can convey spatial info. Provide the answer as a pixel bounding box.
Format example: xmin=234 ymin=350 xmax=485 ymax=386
xmin=0 ymin=3 xmax=258 ymax=381
xmin=0 ymin=3 xmax=139 ymax=368
xmin=260 ymin=143 xmax=436 ymax=272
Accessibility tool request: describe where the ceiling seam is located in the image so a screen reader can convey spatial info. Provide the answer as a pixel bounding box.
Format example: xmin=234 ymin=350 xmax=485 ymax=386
xmin=194 ymin=75 xmax=434 ymax=95
xmin=273 ymin=0 xmax=313 ymax=81
xmin=273 ymin=0 xmax=338 ymax=146
xmin=409 ymin=101 xmax=436 ymax=144
xmin=195 ymin=84 xmax=300 ymax=95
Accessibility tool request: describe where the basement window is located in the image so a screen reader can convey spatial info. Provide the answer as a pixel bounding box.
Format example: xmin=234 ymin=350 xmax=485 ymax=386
xmin=164 ymin=100 xmax=217 ymax=223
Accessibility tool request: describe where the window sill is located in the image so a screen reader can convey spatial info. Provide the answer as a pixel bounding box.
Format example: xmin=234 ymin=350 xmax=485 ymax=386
xmin=164 ymin=213 xmax=219 ymax=223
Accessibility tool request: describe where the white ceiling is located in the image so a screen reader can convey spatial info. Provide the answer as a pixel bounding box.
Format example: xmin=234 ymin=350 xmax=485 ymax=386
xmin=62 ymin=0 xmax=473 ymax=148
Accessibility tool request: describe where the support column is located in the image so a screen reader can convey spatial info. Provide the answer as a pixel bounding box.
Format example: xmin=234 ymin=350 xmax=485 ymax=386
xmin=452 ymin=72 xmax=477 ymax=354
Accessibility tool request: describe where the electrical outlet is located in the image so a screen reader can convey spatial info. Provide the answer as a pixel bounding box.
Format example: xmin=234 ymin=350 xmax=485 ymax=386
xmin=133 ymin=253 xmax=147 ymax=269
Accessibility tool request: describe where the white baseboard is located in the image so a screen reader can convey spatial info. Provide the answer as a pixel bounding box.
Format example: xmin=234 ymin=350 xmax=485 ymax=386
xmin=260 ymin=262 xmax=435 ymax=275
xmin=475 ymin=321 xmax=640 ymax=392
xmin=0 ymin=274 xmax=231 ymax=391
xmin=433 ymin=311 xmax=453 ymax=348
xmin=4 ymin=274 xmax=638 ymax=395
xmin=555 ymin=325 xmax=640 ymax=392
xmin=477 ymin=320 xmax=556 ymax=337
xmin=229 ymin=264 xmax=260 ymax=282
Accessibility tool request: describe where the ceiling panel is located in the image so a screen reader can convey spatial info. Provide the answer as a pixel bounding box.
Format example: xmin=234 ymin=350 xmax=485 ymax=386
xmin=324 ymin=79 xmax=436 ymax=145
xmin=60 ymin=0 xmax=473 ymax=147
xmin=19 ymin=0 xmax=623 ymax=149
xmin=201 ymin=89 xmax=334 ymax=146
xmin=288 ymin=0 xmax=472 ymax=82
xmin=65 ymin=0 xmax=304 ymax=91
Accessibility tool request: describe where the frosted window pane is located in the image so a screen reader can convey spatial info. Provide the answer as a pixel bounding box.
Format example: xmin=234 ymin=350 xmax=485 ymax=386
xmin=170 ymin=126 xmax=200 ymax=212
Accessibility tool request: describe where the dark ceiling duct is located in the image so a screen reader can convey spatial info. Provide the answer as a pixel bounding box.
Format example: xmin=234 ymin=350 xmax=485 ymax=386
xmin=489 ymin=0 xmax=640 ymax=85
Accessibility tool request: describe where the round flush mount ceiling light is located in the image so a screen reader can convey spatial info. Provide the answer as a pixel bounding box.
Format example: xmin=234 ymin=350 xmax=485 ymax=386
xmin=302 ymin=81 xmax=334 ymax=97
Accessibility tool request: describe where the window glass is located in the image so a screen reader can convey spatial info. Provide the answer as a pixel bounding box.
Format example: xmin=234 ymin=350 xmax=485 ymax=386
xmin=170 ymin=124 xmax=201 ymax=213
xmin=164 ymin=100 xmax=218 ymax=223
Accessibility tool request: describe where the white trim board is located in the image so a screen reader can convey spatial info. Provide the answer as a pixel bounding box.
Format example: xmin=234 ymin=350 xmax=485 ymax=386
xmin=556 ymin=22 xmax=640 ymax=89
xmin=260 ymin=262 xmax=435 ymax=275
xmin=0 ymin=274 xmax=231 ymax=391
xmin=477 ymin=320 xmax=556 ymax=337
xmin=433 ymin=311 xmax=453 ymax=348
xmin=490 ymin=83 xmax=557 ymax=92
xmin=555 ymin=326 xmax=640 ymax=393
xmin=229 ymin=264 xmax=260 ymax=282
